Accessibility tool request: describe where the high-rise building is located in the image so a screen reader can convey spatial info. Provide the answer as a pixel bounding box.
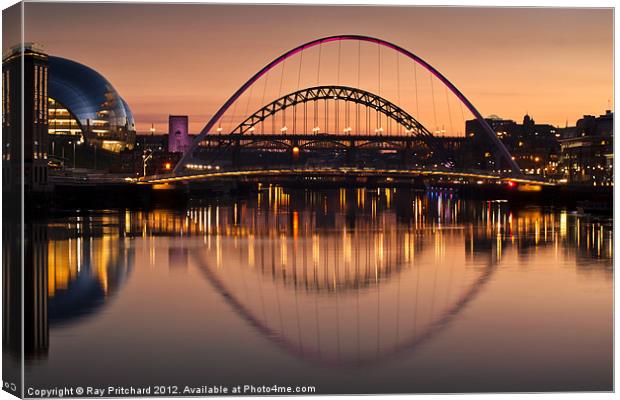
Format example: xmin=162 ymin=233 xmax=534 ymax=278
xmin=2 ymin=43 xmax=50 ymax=192
xmin=168 ymin=115 xmax=190 ymax=154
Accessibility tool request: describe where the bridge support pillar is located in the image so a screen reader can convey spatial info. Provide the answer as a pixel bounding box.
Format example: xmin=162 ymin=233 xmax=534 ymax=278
xmin=232 ymin=138 xmax=241 ymax=167
xmin=346 ymin=140 xmax=356 ymax=165
xmin=400 ymin=142 xmax=413 ymax=167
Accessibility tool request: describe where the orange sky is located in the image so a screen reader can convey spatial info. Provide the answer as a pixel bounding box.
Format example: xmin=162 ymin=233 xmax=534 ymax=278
xmin=15 ymin=3 xmax=614 ymax=133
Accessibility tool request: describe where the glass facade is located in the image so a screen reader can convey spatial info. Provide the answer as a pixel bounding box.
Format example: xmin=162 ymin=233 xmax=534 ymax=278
xmin=47 ymin=56 xmax=136 ymax=152
xmin=48 ymin=97 xmax=82 ymax=136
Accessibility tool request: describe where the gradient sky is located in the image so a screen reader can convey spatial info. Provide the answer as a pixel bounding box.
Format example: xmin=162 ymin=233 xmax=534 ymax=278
xmin=15 ymin=3 xmax=614 ymax=133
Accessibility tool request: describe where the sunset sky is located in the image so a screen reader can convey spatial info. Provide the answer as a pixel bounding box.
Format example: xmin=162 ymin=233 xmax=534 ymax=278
xmin=12 ymin=3 xmax=614 ymax=134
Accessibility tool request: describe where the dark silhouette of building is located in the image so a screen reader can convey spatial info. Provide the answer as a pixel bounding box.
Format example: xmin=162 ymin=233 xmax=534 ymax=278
xmin=121 ymin=133 xmax=188 ymax=175
xmin=463 ymin=114 xmax=560 ymax=177
xmin=2 ymin=43 xmax=50 ymax=192
xmin=558 ymin=110 xmax=613 ymax=185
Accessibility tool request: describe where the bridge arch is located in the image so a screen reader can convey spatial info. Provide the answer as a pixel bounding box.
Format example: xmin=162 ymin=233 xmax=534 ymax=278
xmin=238 ymin=139 xmax=291 ymax=149
xmin=175 ymin=35 xmax=522 ymax=176
xmin=231 ymin=85 xmax=449 ymax=160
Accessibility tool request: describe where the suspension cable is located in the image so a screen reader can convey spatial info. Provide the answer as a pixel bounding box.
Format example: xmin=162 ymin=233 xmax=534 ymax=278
xmin=377 ymin=43 xmax=382 ymax=133
xmin=295 ymin=50 xmax=305 ymax=135
xmin=316 ymin=42 xmax=322 ymax=86
xmin=396 ymin=52 xmax=401 ymax=135
xmin=445 ymin=86 xmax=454 ymax=137
xmin=260 ymin=69 xmax=270 ymax=134
xmin=413 ymin=62 xmax=420 ymax=134
xmin=297 ymin=48 xmax=304 ymax=90
xmin=278 ymin=59 xmax=287 ymax=133
xmin=243 ymin=81 xmax=254 ymax=131
xmin=429 ymin=72 xmax=438 ymax=135
xmin=458 ymin=99 xmax=466 ymax=136
xmin=357 ymin=41 xmax=361 ymax=135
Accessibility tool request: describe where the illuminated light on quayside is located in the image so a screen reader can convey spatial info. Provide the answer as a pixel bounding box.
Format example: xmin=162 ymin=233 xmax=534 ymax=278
xmin=292 ymin=146 xmax=300 ymax=155
xmin=152 ymin=183 xmax=174 ymax=190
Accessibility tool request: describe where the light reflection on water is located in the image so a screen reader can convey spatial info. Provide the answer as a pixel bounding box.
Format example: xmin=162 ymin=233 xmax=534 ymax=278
xmin=20 ymin=187 xmax=612 ymax=393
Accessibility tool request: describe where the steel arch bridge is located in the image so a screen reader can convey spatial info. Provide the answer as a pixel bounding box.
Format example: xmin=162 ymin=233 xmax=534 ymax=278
xmin=174 ymin=34 xmax=523 ymax=178
xmin=229 ymin=84 xmax=451 ymax=160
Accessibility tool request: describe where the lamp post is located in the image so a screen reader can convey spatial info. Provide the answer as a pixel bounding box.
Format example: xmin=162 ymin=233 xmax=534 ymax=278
xmin=142 ymin=149 xmax=153 ymax=179
xmin=70 ymin=137 xmax=85 ymax=169
xmin=68 ymin=140 xmax=76 ymax=169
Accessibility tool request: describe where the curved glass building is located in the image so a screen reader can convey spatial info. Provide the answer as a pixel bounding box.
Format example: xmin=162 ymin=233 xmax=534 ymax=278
xmin=47 ymin=56 xmax=136 ymax=152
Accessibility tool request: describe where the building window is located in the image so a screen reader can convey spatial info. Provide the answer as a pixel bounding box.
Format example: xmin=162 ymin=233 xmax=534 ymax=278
xmin=47 ymin=97 xmax=83 ymax=137
xmin=34 ymin=65 xmax=39 ymax=122
xmin=2 ymin=70 xmax=9 ymax=126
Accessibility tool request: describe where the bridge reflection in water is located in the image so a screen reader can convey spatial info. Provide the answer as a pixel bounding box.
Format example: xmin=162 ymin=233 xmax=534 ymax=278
xmin=175 ymin=188 xmax=611 ymax=367
xmin=8 ymin=187 xmax=612 ymax=390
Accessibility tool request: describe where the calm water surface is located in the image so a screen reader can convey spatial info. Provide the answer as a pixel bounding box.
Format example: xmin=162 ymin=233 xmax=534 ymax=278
xmin=24 ymin=188 xmax=612 ymax=393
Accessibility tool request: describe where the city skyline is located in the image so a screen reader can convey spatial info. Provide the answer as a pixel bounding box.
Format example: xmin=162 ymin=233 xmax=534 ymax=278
xmin=9 ymin=3 xmax=614 ymax=133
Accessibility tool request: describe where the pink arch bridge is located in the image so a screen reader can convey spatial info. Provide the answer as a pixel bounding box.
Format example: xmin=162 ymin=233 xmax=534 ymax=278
xmin=174 ymin=35 xmax=523 ymax=178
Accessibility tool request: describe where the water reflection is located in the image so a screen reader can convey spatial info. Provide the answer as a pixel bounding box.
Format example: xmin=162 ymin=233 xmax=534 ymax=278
xmin=4 ymin=215 xmax=134 ymax=360
xmin=46 ymin=217 xmax=133 ymax=326
xmin=8 ymin=187 xmax=612 ymax=391
xmin=180 ymin=189 xmax=611 ymax=367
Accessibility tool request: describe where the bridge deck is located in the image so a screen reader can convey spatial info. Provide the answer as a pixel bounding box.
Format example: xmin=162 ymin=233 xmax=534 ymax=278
xmin=200 ymin=133 xmax=466 ymax=142
xmin=142 ymin=167 xmax=554 ymax=186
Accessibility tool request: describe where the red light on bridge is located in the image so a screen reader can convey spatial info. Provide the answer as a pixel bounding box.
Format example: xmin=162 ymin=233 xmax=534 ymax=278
xmin=507 ymin=180 xmax=517 ymax=188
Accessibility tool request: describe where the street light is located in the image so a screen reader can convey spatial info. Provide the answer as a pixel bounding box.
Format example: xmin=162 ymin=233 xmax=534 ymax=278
xmin=67 ymin=140 xmax=77 ymax=169
xmin=142 ymin=149 xmax=153 ymax=178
